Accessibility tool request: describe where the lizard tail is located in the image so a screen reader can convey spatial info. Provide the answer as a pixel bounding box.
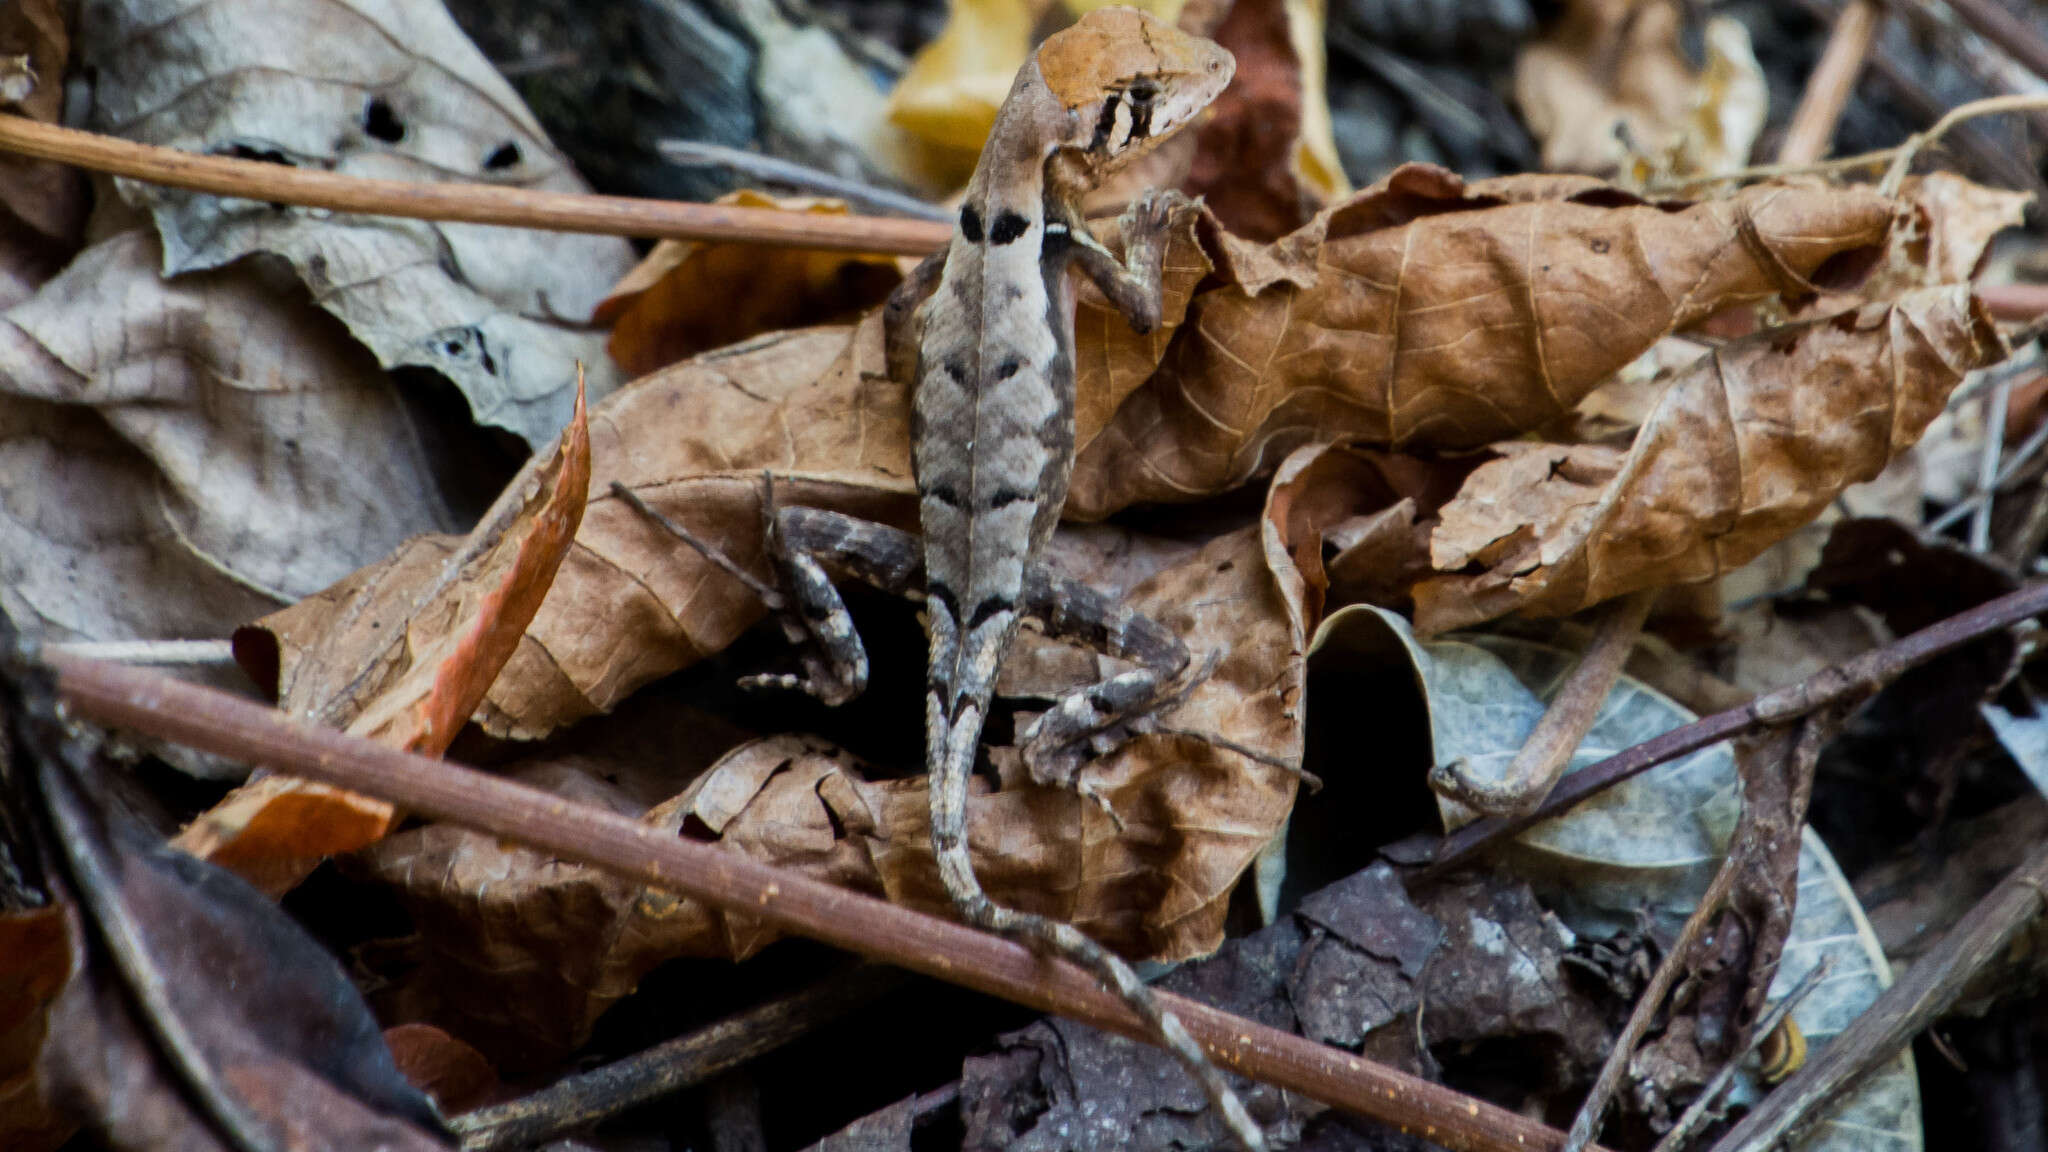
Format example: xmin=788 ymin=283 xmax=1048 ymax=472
xmin=926 ymin=695 xmax=1268 ymax=1152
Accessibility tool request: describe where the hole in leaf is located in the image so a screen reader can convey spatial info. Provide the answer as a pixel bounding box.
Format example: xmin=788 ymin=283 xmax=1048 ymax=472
xmin=362 ymin=97 xmax=405 ymax=143
xmin=482 ymin=141 xmax=521 ymax=171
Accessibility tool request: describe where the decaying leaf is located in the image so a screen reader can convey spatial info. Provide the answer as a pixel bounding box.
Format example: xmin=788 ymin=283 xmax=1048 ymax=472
xmin=80 ymin=0 xmax=634 ymax=447
xmin=951 ymin=862 xmax=1606 ymax=1150
xmin=0 ymin=230 xmax=451 ymax=645
xmin=1513 ymin=0 xmax=1767 ymax=180
xmin=0 ymin=0 xmax=82 ymax=306
xmin=7 ymin=665 xmax=450 ymax=1152
xmin=595 ymin=191 xmax=904 ymax=378
xmin=181 ymin=385 xmax=591 ymax=893
xmin=1314 ymin=610 xmax=1920 ymax=1146
xmin=886 ymin=0 xmax=1057 ymax=156
xmin=0 ymin=905 xmax=72 ymax=1152
xmin=1067 ymin=168 xmax=1894 ymax=517
xmin=1414 ymin=286 xmax=2004 ymax=634
xmin=1182 ymin=0 xmax=1347 ymax=241
xmin=358 ymin=526 xmax=1300 ymax=1057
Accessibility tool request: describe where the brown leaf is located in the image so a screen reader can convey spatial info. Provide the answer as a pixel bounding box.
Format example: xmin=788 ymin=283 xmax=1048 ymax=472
xmin=244 ymin=198 xmax=1200 ymax=744
xmin=596 ymin=191 xmax=904 ymax=378
xmin=183 ymin=386 xmax=591 ymax=891
xmin=381 ymin=1024 xmax=500 ymax=1116
xmin=1181 ymin=0 xmax=1326 ymax=240
xmin=0 ymin=0 xmax=80 ymax=242
xmin=1413 ymin=287 xmax=2005 ymax=634
xmin=358 ymin=527 xmax=1301 ymax=1057
xmin=0 ymin=230 xmax=452 ymax=646
xmin=0 ymin=906 xmax=73 ymax=1152
xmin=1260 ymin=441 xmax=1473 ymax=632
xmin=1512 ymin=0 xmax=1766 ymax=179
xmin=1067 ymin=168 xmax=1895 ymax=517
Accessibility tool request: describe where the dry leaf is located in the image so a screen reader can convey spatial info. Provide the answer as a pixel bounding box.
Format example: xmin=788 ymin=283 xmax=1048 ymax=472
xmin=0 ymin=0 xmax=83 ymax=304
xmin=1067 ymin=168 xmax=1894 ymax=517
xmin=887 ymin=0 xmax=1056 ymax=155
xmin=1514 ymin=0 xmax=1767 ymax=181
xmin=596 ymin=191 xmax=902 ymax=378
xmin=1183 ymin=0 xmax=1347 ymax=240
xmin=254 ymin=201 xmax=1209 ymax=742
xmin=359 ymin=526 xmax=1300 ymax=1056
xmin=1413 ymin=286 xmax=2004 ymax=634
xmin=80 ymin=0 xmax=634 ymax=447
xmin=182 ymin=387 xmax=591 ymax=892
xmin=0 ymin=230 xmax=451 ymax=645
xmin=0 ymin=905 xmax=73 ymax=1152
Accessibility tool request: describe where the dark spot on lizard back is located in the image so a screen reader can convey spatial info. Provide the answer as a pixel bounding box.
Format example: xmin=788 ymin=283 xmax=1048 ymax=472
xmin=982 ymin=487 xmax=1033 ymax=511
xmin=993 ymin=356 xmax=1022 ymax=380
xmin=960 ymin=205 xmax=984 ymax=244
xmin=922 ymin=482 xmax=965 ymax=508
xmin=967 ymin=597 xmax=1011 ymax=630
xmin=989 ymin=211 xmax=1030 ymax=245
xmin=927 ymin=579 xmax=961 ymax=623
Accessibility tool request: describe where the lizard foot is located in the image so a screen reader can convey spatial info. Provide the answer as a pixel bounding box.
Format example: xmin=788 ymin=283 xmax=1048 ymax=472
xmin=1017 ymin=649 xmax=1219 ymax=793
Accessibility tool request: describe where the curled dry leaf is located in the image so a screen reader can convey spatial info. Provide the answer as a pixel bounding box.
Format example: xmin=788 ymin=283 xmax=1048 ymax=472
xmin=80 ymin=0 xmax=634 ymax=447
xmin=595 ymin=191 xmax=903 ymax=379
xmin=1513 ymin=0 xmax=1767 ymax=180
xmin=0 ymin=230 xmax=450 ymax=645
xmin=1067 ymin=167 xmax=1894 ymax=517
xmin=1413 ymin=286 xmax=2005 ymax=634
xmin=182 ymin=386 xmax=590 ymax=894
xmin=358 ymin=527 xmax=1300 ymax=1057
xmin=254 ymin=199 xmax=1210 ymax=741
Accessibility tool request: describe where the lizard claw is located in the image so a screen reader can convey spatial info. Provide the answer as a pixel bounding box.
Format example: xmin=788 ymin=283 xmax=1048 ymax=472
xmin=1018 ymin=650 xmax=1219 ymax=791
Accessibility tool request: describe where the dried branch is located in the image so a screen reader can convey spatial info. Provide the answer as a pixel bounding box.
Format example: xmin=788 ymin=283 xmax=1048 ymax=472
xmin=1425 ymin=578 xmax=2048 ymax=878
xmin=0 ymin=115 xmax=950 ymax=255
xmin=1431 ymin=589 xmax=1655 ymax=817
xmin=42 ymin=649 xmax=1610 ymax=1152
xmin=454 ymin=967 xmax=905 ymax=1151
xmin=1704 ymin=840 xmax=2048 ymax=1152
xmin=1650 ymin=957 xmax=1832 ymax=1152
xmin=1931 ymin=0 xmax=2048 ymax=86
xmin=1776 ymin=0 xmax=1884 ymax=165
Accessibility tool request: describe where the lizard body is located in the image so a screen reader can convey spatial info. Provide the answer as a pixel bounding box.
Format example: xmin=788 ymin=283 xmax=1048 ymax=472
xmin=904 ymin=10 xmax=1261 ymax=1150
xmin=629 ymin=9 xmax=1258 ymax=1145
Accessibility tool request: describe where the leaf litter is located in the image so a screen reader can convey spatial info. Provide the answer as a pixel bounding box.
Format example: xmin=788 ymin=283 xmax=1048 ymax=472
xmin=5 ymin=1 xmax=2047 ymax=1150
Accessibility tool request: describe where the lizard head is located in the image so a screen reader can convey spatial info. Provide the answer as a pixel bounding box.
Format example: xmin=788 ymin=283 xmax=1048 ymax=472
xmin=1035 ymin=7 xmax=1234 ymax=175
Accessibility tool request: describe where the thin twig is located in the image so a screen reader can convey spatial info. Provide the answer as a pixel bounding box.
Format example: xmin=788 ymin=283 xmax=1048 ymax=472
xmin=1650 ymin=957 xmax=1833 ymax=1152
xmin=44 ymin=640 xmax=237 ymax=667
xmin=1704 ymin=840 xmax=2048 ymax=1152
xmin=656 ymin=140 xmax=948 ymax=221
xmin=1972 ymin=372 xmax=2014 ymax=551
xmin=454 ymin=966 xmax=905 ymax=1151
xmin=1880 ymin=93 xmax=2048 ymax=196
xmin=1776 ymin=0 xmax=1884 ymax=166
xmin=0 ymin=115 xmax=950 ymax=255
xmin=1981 ymin=283 xmax=2048 ymax=322
xmin=1931 ymin=0 xmax=2048 ymax=86
xmin=41 ymin=649 xmax=1612 ymax=1152
xmin=1424 ymin=578 xmax=2048 ymax=878
xmin=1431 ymin=590 xmax=1655 ymax=818
xmin=1565 ymin=858 xmax=1742 ymax=1152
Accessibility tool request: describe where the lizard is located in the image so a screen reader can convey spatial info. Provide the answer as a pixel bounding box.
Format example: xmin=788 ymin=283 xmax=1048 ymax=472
xmin=620 ymin=8 xmax=1261 ymax=1147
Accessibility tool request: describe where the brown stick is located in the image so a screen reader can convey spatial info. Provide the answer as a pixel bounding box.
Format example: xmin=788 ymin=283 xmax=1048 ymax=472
xmin=1982 ymin=282 xmax=2048 ymax=322
xmin=1430 ymin=589 xmax=1656 ymax=818
xmin=0 ymin=115 xmax=951 ymax=256
xmin=1425 ymin=578 xmax=2048 ymax=878
xmin=453 ymin=967 xmax=905 ymax=1151
xmin=1935 ymin=0 xmax=2048 ymax=86
xmin=1776 ymin=0 xmax=1884 ymax=165
xmin=43 ymin=649 xmax=1609 ymax=1152
xmin=1703 ymin=839 xmax=2048 ymax=1152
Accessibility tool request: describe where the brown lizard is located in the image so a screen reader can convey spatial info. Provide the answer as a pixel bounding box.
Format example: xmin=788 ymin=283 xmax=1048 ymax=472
xmin=621 ymin=8 xmax=1261 ymax=1146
